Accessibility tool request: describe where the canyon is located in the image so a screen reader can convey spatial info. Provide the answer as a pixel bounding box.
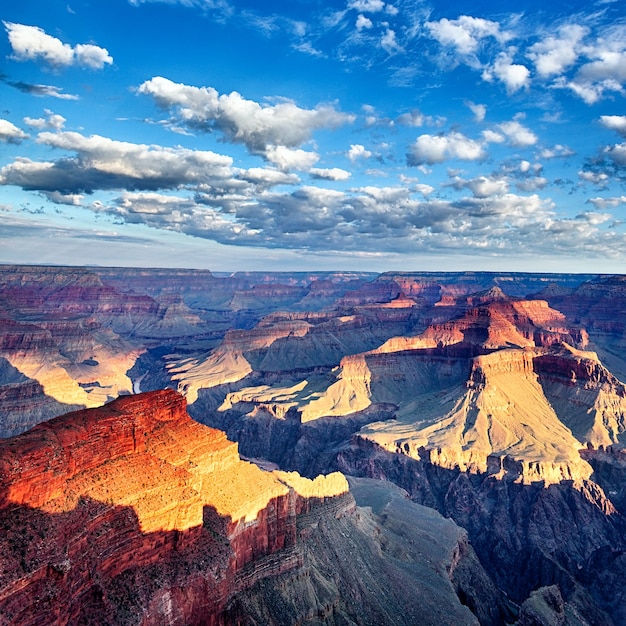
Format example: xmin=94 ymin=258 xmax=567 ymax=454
xmin=1 ymin=265 xmax=626 ymax=624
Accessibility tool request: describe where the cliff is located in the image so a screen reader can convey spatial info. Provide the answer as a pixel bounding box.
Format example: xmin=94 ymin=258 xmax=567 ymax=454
xmin=0 ymin=390 xmax=496 ymax=626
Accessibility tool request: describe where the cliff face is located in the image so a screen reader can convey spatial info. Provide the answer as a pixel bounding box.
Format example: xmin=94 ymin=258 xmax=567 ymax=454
xmin=0 ymin=390 xmax=499 ymax=626
xmin=0 ymin=390 xmax=351 ymax=624
xmin=0 ymin=266 xmax=379 ymax=437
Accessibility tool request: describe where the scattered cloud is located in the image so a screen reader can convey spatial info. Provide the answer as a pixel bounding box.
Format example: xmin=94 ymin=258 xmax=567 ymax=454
xmin=310 ymin=167 xmax=351 ymax=181
xmin=1 ymin=76 xmax=80 ymax=100
xmin=425 ymin=15 xmax=511 ymax=58
xmin=497 ymin=120 xmax=537 ymax=147
xmin=356 ymin=14 xmax=373 ymax=30
xmin=600 ymin=115 xmax=626 ymax=138
xmin=526 ymin=24 xmax=587 ymax=77
xmin=539 ymin=144 xmax=574 ymax=159
xmin=588 ymin=195 xmax=626 ymax=210
xmin=23 ymin=110 xmax=66 ymax=131
xmin=137 ymin=76 xmax=355 ymax=156
xmin=348 ymin=144 xmax=372 ymax=162
xmin=482 ymin=50 xmax=530 ymax=93
xmin=407 ymin=132 xmax=486 ymax=165
xmin=3 ymin=21 xmax=113 ymax=69
xmin=466 ymin=101 xmax=486 ymax=122
xmin=381 ymin=28 xmax=402 ymax=55
xmin=0 ymin=119 xmax=29 ymax=144
xmin=348 ymin=1 xmax=386 ymax=13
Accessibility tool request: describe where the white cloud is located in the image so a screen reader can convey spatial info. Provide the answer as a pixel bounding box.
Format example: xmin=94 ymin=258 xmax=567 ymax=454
xmin=3 ymin=21 xmax=113 ymax=69
xmin=137 ymin=76 xmax=355 ymax=154
xmin=579 ymin=170 xmax=610 ymax=187
xmin=539 ymin=144 xmax=575 ymax=159
xmin=482 ymin=129 xmax=505 ymax=143
xmin=396 ymin=110 xmax=431 ymax=127
xmin=483 ymin=51 xmax=530 ymax=93
xmin=559 ymin=43 xmax=626 ymax=104
xmin=497 ymin=120 xmax=538 ymax=147
xmin=467 ymin=176 xmax=509 ymax=198
xmin=575 ymin=211 xmax=613 ymax=225
xmin=466 ymin=101 xmax=486 ymax=122
xmin=0 ymin=131 xmax=235 ymax=192
xmin=515 ymin=177 xmax=549 ymax=192
xmin=265 ymin=146 xmax=320 ymax=171
xmin=348 ymin=144 xmax=372 ymax=162
xmin=356 ymin=14 xmax=373 ymax=30
xmin=425 ymin=15 xmax=511 ymax=57
xmin=408 ymin=132 xmax=486 ymax=165
xmin=527 ymin=24 xmax=587 ymax=77
xmin=381 ymin=28 xmax=402 ymax=55
xmin=310 ymin=167 xmax=352 ymax=181
xmin=600 ymin=115 xmax=626 ymax=138
xmin=41 ymin=191 xmax=83 ymax=205
xmin=0 ymin=119 xmax=29 ymax=144
xmin=23 ymin=110 xmax=66 ymax=131
xmin=604 ymin=142 xmax=626 ymax=166
xmin=588 ymin=196 xmax=626 ymax=210
xmin=348 ymin=0 xmax=385 ymax=13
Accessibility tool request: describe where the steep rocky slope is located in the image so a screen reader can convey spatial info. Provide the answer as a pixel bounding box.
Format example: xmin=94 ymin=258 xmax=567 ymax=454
xmin=0 ymin=390 xmax=497 ymax=626
xmin=3 ymin=266 xmax=626 ymax=624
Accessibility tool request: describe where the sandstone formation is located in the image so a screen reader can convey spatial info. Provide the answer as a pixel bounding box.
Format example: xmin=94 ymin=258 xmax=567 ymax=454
xmin=0 ymin=390 xmax=495 ymax=626
xmin=4 ymin=266 xmax=626 ymax=624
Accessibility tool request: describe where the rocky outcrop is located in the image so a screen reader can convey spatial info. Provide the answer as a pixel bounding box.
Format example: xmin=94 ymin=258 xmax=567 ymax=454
xmin=337 ymin=438 xmax=626 ymax=625
xmin=0 ymin=390 xmax=349 ymax=624
xmin=0 ymin=390 xmax=502 ymax=626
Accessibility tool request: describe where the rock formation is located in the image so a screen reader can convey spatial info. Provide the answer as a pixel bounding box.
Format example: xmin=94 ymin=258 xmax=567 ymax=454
xmin=0 ymin=389 xmax=497 ymax=625
xmin=3 ymin=266 xmax=626 ymax=624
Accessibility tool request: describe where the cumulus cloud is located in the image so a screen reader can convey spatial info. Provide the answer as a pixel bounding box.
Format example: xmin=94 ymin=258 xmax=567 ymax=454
xmin=483 ymin=50 xmax=530 ymax=93
xmin=137 ymin=76 xmax=355 ymax=155
xmin=0 ymin=131 xmax=235 ymax=192
xmin=466 ymin=101 xmax=486 ymax=122
xmin=23 ymin=110 xmax=66 ymax=131
xmin=381 ymin=28 xmax=402 ymax=54
xmin=450 ymin=175 xmax=509 ymax=198
xmin=497 ymin=120 xmax=538 ymax=147
xmin=526 ymin=24 xmax=587 ymax=77
xmin=396 ymin=110 xmax=429 ymax=127
xmin=425 ymin=15 xmax=511 ymax=57
xmin=3 ymin=21 xmax=113 ymax=69
xmin=356 ymin=14 xmax=373 ymax=30
xmin=310 ymin=167 xmax=351 ymax=181
xmin=604 ymin=143 xmax=626 ymax=166
xmin=557 ymin=39 xmax=626 ymax=104
xmin=588 ymin=196 xmax=626 ymax=210
xmin=482 ymin=129 xmax=505 ymax=144
xmin=0 ymin=119 xmax=29 ymax=144
xmin=348 ymin=144 xmax=372 ymax=162
xmin=539 ymin=144 xmax=575 ymax=159
xmin=515 ymin=177 xmax=549 ymax=192
xmin=407 ymin=132 xmax=486 ymax=165
xmin=600 ymin=115 xmax=626 ymax=138
xmin=579 ymin=170 xmax=610 ymax=187
xmin=348 ymin=0 xmax=385 ymax=12
xmin=265 ymin=146 xmax=320 ymax=171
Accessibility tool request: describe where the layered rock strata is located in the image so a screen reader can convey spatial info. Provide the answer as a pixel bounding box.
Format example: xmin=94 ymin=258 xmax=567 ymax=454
xmin=0 ymin=390 xmax=350 ymax=624
xmin=0 ymin=389 xmax=493 ymax=626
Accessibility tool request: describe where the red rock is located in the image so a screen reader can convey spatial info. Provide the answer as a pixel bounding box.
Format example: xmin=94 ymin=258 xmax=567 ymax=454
xmin=0 ymin=390 xmax=349 ymax=625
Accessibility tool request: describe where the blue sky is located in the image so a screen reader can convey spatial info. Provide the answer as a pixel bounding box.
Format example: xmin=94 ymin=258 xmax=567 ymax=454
xmin=1 ymin=0 xmax=626 ymax=272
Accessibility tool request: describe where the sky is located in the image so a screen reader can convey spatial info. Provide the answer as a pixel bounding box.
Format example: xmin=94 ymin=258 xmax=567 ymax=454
xmin=1 ymin=0 xmax=626 ymax=273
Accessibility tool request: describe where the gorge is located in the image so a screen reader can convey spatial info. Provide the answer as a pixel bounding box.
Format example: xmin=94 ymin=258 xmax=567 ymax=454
xmin=1 ymin=265 xmax=626 ymax=624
